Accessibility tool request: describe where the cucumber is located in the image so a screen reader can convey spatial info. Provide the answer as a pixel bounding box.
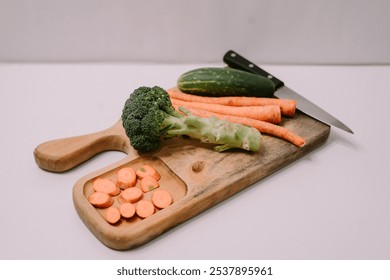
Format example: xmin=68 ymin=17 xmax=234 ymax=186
xmin=177 ymin=67 xmax=275 ymax=97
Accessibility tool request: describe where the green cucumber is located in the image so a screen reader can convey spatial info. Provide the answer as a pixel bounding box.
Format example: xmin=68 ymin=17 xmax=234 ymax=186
xmin=177 ymin=67 xmax=275 ymax=97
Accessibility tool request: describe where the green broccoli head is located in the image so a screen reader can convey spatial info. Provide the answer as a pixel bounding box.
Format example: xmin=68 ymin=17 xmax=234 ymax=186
xmin=121 ymin=86 xmax=178 ymax=152
xmin=121 ymin=86 xmax=261 ymax=153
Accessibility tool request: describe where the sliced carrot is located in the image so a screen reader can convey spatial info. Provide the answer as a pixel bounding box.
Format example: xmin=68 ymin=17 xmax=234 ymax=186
xmin=176 ymin=106 xmax=306 ymax=147
xmin=167 ymin=87 xmax=296 ymax=117
xmin=120 ymin=187 xmax=143 ymax=203
xmin=171 ymin=98 xmax=282 ymax=124
xmin=152 ymin=189 xmax=173 ymax=209
xmin=136 ymin=165 xmax=161 ymax=180
xmin=105 ymin=206 xmax=121 ymax=224
xmin=140 ymin=176 xmax=159 ymax=193
xmin=88 ymin=192 xmax=113 ymax=208
xmin=136 ymin=200 xmax=155 ymax=219
xmin=119 ymin=202 xmax=136 ymax=218
xmin=92 ymin=178 xmax=120 ymax=196
xmin=116 ymin=167 xmax=137 ymax=189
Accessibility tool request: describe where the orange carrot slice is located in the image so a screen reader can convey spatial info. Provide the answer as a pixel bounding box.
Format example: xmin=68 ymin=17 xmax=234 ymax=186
xmin=140 ymin=176 xmax=159 ymax=193
xmin=136 ymin=165 xmax=161 ymax=180
xmin=120 ymin=187 xmax=143 ymax=203
xmin=105 ymin=206 xmax=121 ymax=224
xmin=119 ymin=202 xmax=136 ymax=218
xmin=93 ymin=178 xmax=120 ymax=196
xmin=136 ymin=200 xmax=155 ymax=219
xmin=152 ymin=189 xmax=173 ymax=209
xmin=88 ymin=192 xmax=113 ymax=208
xmin=116 ymin=167 xmax=137 ymax=189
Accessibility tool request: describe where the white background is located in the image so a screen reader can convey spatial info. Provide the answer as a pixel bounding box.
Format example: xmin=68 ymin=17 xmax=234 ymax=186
xmin=1 ymin=0 xmax=390 ymax=262
xmin=1 ymin=0 xmax=389 ymax=64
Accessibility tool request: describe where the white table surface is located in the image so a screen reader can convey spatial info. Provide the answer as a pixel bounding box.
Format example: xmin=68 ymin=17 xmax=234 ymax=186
xmin=1 ymin=62 xmax=389 ymax=260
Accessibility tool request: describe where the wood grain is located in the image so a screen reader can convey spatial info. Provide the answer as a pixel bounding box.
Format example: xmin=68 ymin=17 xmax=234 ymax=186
xmin=34 ymin=111 xmax=330 ymax=250
xmin=34 ymin=120 xmax=132 ymax=172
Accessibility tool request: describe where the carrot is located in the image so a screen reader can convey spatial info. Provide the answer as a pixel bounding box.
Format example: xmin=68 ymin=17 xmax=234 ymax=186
xmin=136 ymin=165 xmax=161 ymax=181
xmin=136 ymin=200 xmax=155 ymax=219
xmin=116 ymin=167 xmax=137 ymax=189
xmin=176 ymin=106 xmax=306 ymax=147
xmin=140 ymin=176 xmax=159 ymax=193
xmin=171 ymin=98 xmax=282 ymax=124
xmin=92 ymin=178 xmax=120 ymax=196
xmin=167 ymin=87 xmax=296 ymax=117
xmin=88 ymin=192 xmax=114 ymax=208
xmin=152 ymin=189 xmax=173 ymax=209
xmin=119 ymin=202 xmax=136 ymax=218
xmin=120 ymin=187 xmax=143 ymax=203
xmin=105 ymin=206 xmax=121 ymax=224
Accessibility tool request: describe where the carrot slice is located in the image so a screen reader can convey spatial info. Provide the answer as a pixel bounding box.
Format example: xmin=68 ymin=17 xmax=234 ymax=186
xmin=152 ymin=189 xmax=173 ymax=209
xmin=136 ymin=165 xmax=161 ymax=180
xmin=120 ymin=187 xmax=143 ymax=203
xmin=105 ymin=206 xmax=121 ymax=224
xmin=140 ymin=176 xmax=159 ymax=193
xmin=119 ymin=202 xmax=136 ymax=218
xmin=136 ymin=200 xmax=155 ymax=219
xmin=88 ymin=192 xmax=113 ymax=208
xmin=116 ymin=167 xmax=137 ymax=189
xmin=93 ymin=178 xmax=120 ymax=196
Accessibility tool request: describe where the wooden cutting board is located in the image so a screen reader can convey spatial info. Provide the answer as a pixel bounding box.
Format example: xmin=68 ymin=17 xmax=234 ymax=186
xmin=34 ymin=111 xmax=330 ymax=250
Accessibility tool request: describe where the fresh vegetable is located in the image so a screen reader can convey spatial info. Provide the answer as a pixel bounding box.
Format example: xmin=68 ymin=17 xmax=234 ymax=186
xmin=176 ymin=106 xmax=306 ymax=147
xmin=88 ymin=163 xmax=175 ymax=223
xmin=136 ymin=165 xmax=161 ymax=181
xmin=140 ymin=176 xmax=159 ymax=193
xmin=119 ymin=202 xmax=136 ymax=219
xmin=136 ymin=200 xmax=155 ymax=219
xmin=177 ymin=67 xmax=275 ymax=97
xmin=121 ymin=86 xmax=261 ymax=153
xmin=116 ymin=167 xmax=137 ymax=189
xmin=92 ymin=178 xmax=120 ymax=196
xmin=171 ymin=98 xmax=281 ymax=124
xmin=88 ymin=192 xmax=114 ymax=208
xmin=105 ymin=206 xmax=121 ymax=224
xmin=120 ymin=187 xmax=143 ymax=203
xmin=167 ymin=87 xmax=296 ymax=117
xmin=152 ymin=189 xmax=172 ymax=209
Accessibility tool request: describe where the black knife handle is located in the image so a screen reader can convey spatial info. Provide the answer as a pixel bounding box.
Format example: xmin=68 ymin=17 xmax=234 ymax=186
xmin=223 ymin=50 xmax=285 ymax=90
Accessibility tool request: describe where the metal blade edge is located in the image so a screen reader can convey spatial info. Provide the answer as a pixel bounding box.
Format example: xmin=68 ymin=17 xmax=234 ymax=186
xmin=274 ymin=86 xmax=354 ymax=134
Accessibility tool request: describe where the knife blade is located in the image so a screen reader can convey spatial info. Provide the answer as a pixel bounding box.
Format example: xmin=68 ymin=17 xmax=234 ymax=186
xmin=223 ymin=50 xmax=354 ymax=134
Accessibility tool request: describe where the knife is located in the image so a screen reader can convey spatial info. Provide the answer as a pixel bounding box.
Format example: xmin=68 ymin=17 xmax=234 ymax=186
xmin=223 ymin=50 xmax=354 ymax=134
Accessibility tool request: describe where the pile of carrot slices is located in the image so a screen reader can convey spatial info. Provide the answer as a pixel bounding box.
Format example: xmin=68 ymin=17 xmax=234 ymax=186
xmin=88 ymin=164 xmax=173 ymax=224
xmin=167 ymin=87 xmax=306 ymax=147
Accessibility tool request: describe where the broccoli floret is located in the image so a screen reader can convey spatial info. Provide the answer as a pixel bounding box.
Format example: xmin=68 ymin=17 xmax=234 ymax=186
xmin=121 ymin=86 xmax=261 ymax=153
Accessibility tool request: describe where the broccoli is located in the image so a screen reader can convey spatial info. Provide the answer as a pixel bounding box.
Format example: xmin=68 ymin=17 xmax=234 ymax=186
xmin=121 ymin=86 xmax=261 ymax=153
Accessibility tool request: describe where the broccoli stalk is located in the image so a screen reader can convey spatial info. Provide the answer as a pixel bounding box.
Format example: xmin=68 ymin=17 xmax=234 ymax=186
xmin=121 ymin=86 xmax=261 ymax=153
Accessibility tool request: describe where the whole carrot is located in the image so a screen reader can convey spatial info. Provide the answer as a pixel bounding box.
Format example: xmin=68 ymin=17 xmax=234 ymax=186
xmin=167 ymin=87 xmax=296 ymax=117
xmin=174 ymin=106 xmax=305 ymax=147
xmin=171 ymin=98 xmax=282 ymax=124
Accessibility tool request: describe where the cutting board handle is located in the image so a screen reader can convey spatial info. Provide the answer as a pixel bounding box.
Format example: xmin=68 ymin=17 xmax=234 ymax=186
xmin=33 ymin=120 xmax=130 ymax=172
